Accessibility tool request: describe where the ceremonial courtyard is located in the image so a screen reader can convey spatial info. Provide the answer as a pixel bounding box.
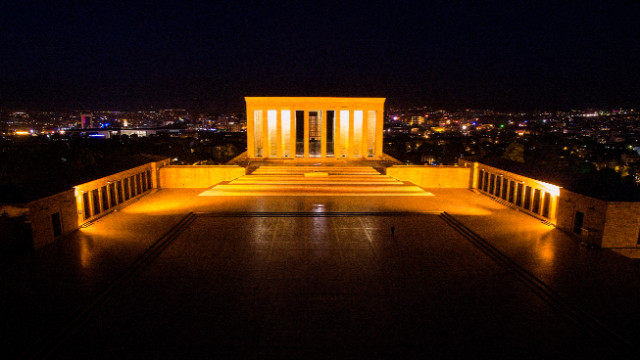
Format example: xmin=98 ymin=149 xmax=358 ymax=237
xmin=2 ymin=98 xmax=640 ymax=358
xmin=3 ymin=170 xmax=640 ymax=358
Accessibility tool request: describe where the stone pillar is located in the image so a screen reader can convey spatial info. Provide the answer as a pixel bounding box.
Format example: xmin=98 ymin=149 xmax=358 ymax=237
xmin=276 ymin=109 xmax=282 ymax=158
xmin=348 ymin=109 xmax=354 ymax=158
xmin=304 ymin=110 xmax=309 ymax=158
xmin=246 ymin=105 xmax=255 ymax=158
xmin=321 ymin=109 xmax=327 ymax=159
xmin=549 ymin=194 xmax=559 ymax=223
xmin=362 ymin=108 xmax=368 ymax=159
xmin=335 ymin=109 xmax=342 ymax=159
xmin=290 ymin=110 xmax=296 ymax=159
xmin=471 ymin=162 xmax=479 ymax=189
xmin=375 ymin=103 xmax=384 ymax=158
xmin=261 ymin=109 xmax=268 ymax=158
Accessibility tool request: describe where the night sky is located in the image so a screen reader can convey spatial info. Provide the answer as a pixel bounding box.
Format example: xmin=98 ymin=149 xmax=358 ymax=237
xmin=1 ymin=1 xmax=639 ymax=112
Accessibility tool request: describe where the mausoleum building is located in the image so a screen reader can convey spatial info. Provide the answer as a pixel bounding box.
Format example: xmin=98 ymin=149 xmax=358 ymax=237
xmin=245 ymin=97 xmax=385 ymax=160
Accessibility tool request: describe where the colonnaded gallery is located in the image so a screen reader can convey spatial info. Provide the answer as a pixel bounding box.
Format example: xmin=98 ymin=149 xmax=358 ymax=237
xmin=245 ymin=97 xmax=384 ymax=160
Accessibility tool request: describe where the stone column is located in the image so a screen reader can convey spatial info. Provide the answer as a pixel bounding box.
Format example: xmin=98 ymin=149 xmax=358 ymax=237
xmin=375 ymin=103 xmax=384 ymax=158
xmin=549 ymin=193 xmax=559 ymax=223
xmin=471 ymin=162 xmax=479 ymax=189
xmin=261 ymin=109 xmax=268 ymax=158
xmin=335 ymin=109 xmax=342 ymax=159
xmin=348 ymin=109 xmax=354 ymax=158
xmin=246 ymin=105 xmax=255 ymax=158
xmin=276 ymin=109 xmax=282 ymax=158
xmin=290 ymin=109 xmax=296 ymax=158
xmin=321 ymin=109 xmax=327 ymax=159
xmin=362 ymin=108 xmax=368 ymax=158
xmin=304 ymin=109 xmax=309 ymax=158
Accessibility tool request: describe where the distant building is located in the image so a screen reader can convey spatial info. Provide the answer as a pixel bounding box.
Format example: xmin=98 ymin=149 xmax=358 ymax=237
xmin=80 ymin=113 xmax=93 ymax=129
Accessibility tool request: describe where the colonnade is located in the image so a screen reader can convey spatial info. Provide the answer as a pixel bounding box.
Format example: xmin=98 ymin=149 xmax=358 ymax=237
xmin=475 ymin=165 xmax=559 ymax=222
xmin=246 ymin=97 xmax=385 ymax=160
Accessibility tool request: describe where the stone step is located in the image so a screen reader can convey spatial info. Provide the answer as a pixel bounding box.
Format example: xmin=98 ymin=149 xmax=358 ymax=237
xmin=251 ymin=166 xmax=380 ymax=175
xmin=199 ymin=183 xmax=433 ymax=197
xmin=204 ymin=165 xmax=430 ymax=197
xmin=251 ymin=172 xmax=382 ymax=176
xmin=232 ymin=177 xmax=400 ymax=185
xmin=230 ymin=181 xmax=401 ymax=185
xmin=200 ymin=188 xmax=433 ymax=197
xmin=239 ymin=174 xmax=392 ymax=179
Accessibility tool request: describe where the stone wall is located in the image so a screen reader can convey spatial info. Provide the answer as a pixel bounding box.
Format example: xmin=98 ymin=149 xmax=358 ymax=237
xmin=556 ymin=189 xmax=640 ymax=256
xmin=602 ymin=202 xmax=640 ymax=248
xmin=556 ymin=189 xmax=607 ymax=246
xmin=386 ymin=165 xmax=471 ymax=188
xmin=27 ymin=189 xmax=78 ymax=250
xmin=151 ymin=158 xmax=171 ymax=188
xmin=159 ymin=165 xmax=245 ymax=188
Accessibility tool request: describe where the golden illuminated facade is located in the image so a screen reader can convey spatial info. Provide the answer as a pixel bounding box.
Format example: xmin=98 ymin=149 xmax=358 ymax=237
xmin=246 ymin=97 xmax=385 ymax=160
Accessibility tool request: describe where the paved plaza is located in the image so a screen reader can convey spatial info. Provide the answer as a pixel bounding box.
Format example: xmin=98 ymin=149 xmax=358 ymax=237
xmin=2 ymin=182 xmax=640 ymax=358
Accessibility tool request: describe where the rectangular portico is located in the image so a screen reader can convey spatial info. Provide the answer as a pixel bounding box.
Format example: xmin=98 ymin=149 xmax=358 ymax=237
xmin=246 ymin=97 xmax=385 ymax=160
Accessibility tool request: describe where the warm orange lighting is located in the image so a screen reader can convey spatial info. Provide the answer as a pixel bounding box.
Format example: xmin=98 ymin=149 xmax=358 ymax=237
xmin=538 ymin=181 xmax=560 ymax=197
xmin=304 ymin=172 xmax=329 ymax=177
xmin=79 ymin=237 xmax=96 ymax=268
xmin=535 ymin=237 xmax=557 ymax=265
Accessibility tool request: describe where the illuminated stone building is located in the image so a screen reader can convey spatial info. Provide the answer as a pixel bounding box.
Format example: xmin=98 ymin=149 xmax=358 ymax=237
xmin=245 ymin=97 xmax=385 ymax=160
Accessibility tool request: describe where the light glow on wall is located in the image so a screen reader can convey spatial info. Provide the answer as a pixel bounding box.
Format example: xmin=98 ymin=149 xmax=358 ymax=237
xmin=340 ymin=110 xmax=350 ymax=157
xmin=267 ymin=110 xmax=277 ymax=157
xmin=254 ymin=110 xmax=263 ymax=157
xmin=539 ymin=181 xmax=561 ymax=197
xmin=353 ymin=110 xmax=363 ymax=157
xmin=367 ymin=110 xmax=376 ymax=157
xmin=281 ymin=110 xmax=291 ymax=157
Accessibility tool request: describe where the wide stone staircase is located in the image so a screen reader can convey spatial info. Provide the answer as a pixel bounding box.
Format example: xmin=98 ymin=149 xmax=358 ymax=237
xmin=199 ymin=166 xmax=433 ymax=197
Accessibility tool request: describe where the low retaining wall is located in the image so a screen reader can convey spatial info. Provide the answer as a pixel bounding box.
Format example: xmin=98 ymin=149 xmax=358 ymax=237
xmin=386 ymin=165 xmax=471 ymax=188
xmin=159 ymin=165 xmax=245 ymax=188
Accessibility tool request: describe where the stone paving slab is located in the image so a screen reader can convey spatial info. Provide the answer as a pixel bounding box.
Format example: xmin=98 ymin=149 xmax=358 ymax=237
xmin=46 ymin=215 xmax=611 ymax=358
xmin=0 ymin=193 xmax=190 ymax=358
xmin=445 ymin=192 xmax=640 ymax=346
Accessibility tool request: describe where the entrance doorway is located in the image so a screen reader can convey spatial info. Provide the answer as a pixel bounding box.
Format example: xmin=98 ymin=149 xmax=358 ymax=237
xmin=573 ymin=211 xmax=584 ymax=234
xmin=51 ymin=212 xmax=62 ymax=238
xmin=309 ymin=111 xmax=321 ymax=157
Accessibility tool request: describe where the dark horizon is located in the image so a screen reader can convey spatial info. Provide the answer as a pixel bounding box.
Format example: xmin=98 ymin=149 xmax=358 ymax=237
xmin=2 ymin=1 xmax=639 ymax=113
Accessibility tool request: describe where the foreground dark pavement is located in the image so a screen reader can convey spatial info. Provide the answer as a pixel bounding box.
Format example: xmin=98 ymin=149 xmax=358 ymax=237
xmin=2 ymin=189 xmax=640 ymax=358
